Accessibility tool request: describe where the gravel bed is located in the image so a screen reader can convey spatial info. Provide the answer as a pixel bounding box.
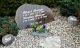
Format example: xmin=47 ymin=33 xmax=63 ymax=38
xmin=0 ymin=9 xmax=80 ymax=48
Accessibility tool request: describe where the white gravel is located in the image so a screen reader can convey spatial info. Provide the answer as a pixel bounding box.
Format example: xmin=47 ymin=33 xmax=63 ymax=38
xmin=0 ymin=8 xmax=80 ymax=48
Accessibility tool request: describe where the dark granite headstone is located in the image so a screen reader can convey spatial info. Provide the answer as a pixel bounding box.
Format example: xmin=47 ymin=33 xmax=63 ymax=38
xmin=15 ymin=4 xmax=54 ymax=29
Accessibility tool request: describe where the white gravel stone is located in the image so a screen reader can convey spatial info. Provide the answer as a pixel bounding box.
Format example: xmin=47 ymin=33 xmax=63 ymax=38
xmin=39 ymin=36 xmax=61 ymax=48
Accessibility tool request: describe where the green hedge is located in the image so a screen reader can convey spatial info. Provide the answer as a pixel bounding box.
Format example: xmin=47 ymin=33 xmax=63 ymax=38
xmin=1 ymin=0 xmax=80 ymax=16
xmin=59 ymin=0 xmax=80 ymax=16
xmin=0 ymin=0 xmax=59 ymax=16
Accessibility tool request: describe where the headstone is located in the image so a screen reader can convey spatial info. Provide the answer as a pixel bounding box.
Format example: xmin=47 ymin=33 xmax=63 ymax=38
xmin=68 ymin=16 xmax=78 ymax=26
xmin=2 ymin=34 xmax=15 ymax=46
xmin=15 ymin=4 xmax=54 ymax=29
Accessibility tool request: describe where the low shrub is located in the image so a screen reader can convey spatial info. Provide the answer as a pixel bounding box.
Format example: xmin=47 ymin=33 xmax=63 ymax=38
xmin=0 ymin=16 xmax=19 ymax=38
xmin=9 ymin=23 xmax=19 ymax=36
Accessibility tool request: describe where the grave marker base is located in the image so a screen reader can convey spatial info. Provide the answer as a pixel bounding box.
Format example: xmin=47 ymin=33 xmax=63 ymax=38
xmin=32 ymin=32 xmax=48 ymax=37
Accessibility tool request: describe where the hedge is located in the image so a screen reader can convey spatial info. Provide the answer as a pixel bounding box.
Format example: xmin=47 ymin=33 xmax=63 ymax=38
xmin=1 ymin=0 xmax=80 ymax=17
xmin=59 ymin=0 xmax=80 ymax=16
xmin=0 ymin=0 xmax=59 ymax=16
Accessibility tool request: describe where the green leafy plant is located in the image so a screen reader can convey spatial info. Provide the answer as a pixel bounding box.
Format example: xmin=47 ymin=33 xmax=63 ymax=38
xmin=36 ymin=25 xmax=43 ymax=33
xmin=31 ymin=23 xmax=43 ymax=33
xmin=31 ymin=23 xmax=49 ymax=33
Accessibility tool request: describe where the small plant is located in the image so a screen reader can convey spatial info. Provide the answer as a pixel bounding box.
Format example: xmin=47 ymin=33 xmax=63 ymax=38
xmin=31 ymin=23 xmax=42 ymax=33
xmin=31 ymin=23 xmax=37 ymax=32
xmin=36 ymin=25 xmax=43 ymax=33
xmin=31 ymin=23 xmax=49 ymax=33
